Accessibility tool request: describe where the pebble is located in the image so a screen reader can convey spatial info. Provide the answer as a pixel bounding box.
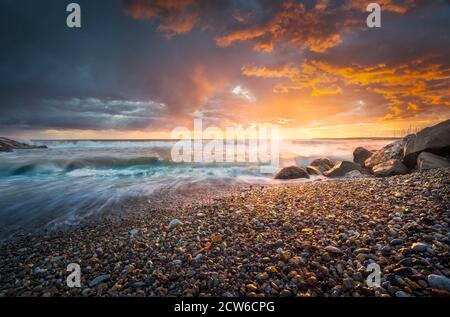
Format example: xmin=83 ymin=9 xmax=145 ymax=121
xmin=411 ymin=242 xmax=428 ymax=252
xmin=168 ymin=219 xmax=183 ymax=229
xmin=427 ymin=274 xmax=450 ymax=292
xmin=89 ymin=275 xmax=110 ymax=288
xmin=325 ymin=246 xmax=342 ymax=254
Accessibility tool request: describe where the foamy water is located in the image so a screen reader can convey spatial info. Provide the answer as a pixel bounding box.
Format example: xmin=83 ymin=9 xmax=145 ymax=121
xmin=0 ymin=138 xmax=392 ymax=240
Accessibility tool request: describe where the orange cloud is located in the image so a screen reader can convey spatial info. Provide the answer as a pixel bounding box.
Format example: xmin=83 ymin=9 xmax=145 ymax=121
xmin=242 ymin=59 xmax=450 ymax=120
xmin=124 ymin=0 xmax=422 ymax=52
xmin=123 ymin=0 xmax=201 ymax=36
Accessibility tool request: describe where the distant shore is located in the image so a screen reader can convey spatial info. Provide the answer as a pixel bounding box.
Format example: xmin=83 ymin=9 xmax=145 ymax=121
xmin=1 ymin=168 xmax=448 ymax=297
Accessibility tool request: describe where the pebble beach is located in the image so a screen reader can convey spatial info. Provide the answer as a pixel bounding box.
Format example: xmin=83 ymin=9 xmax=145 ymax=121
xmin=0 ymin=168 xmax=449 ymax=297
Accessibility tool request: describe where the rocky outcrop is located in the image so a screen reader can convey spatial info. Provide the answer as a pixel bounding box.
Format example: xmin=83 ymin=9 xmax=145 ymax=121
xmin=0 ymin=137 xmax=47 ymax=152
xmin=306 ymin=166 xmax=321 ymax=175
xmin=372 ymin=159 xmax=408 ymax=177
xmin=274 ymin=166 xmax=310 ymax=180
xmin=403 ymin=119 xmax=450 ymax=168
xmin=353 ymin=147 xmax=373 ymax=167
xmin=323 ymin=161 xmax=362 ymax=178
xmin=310 ymin=158 xmax=335 ymax=173
xmin=417 ymin=152 xmax=450 ymax=171
xmin=365 ymin=136 xmax=413 ymax=169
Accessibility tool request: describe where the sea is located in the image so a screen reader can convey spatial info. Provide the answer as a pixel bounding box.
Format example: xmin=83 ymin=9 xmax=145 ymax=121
xmin=0 ymin=138 xmax=393 ymax=241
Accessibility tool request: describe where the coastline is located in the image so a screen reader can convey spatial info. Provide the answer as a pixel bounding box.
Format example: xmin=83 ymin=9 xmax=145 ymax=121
xmin=1 ymin=168 xmax=448 ymax=297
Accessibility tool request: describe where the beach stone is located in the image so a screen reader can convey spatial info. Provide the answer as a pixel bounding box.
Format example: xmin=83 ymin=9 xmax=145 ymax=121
xmin=310 ymin=158 xmax=335 ymax=173
xmin=325 ymin=246 xmax=342 ymax=254
xmin=211 ymin=234 xmax=222 ymax=243
xmin=411 ymin=242 xmax=428 ymax=252
xmin=372 ymin=159 xmax=408 ymax=177
xmin=274 ymin=166 xmax=309 ymax=180
xmin=353 ymin=147 xmax=373 ymax=167
xmin=417 ymin=152 xmax=450 ymax=171
xmin=89 ymin=275 xmax=110 ymax=287
xmin=168 ymin=219 xmax=183 ymax=229
xmin=344 ymin=170 xmax=363 ymax=178
xmin=403 ymin=119 xmax=450 ymax=168
xmin=129 ymin=228 xmax=139 ymax=238
xmin=381 ymin=245 xmax=391 ymax=256
xmin=395 ymin=291 xmax=411 ymax=297
xmin=341 ymin=278 xmax=354 ymax=291
xmin=354 ymin=248 xmax=370 ymax=254
xmin=324 ymin=161 xmax=362 ymax=178
xmin=390 ymin=238 xmax=405 ymax=246
xmin=427 ymin=274 xmax=450 ymax=292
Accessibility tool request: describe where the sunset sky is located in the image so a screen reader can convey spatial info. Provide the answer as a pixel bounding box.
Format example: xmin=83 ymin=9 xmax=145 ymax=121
xmin=0 ymin=0 xmax=449 ymax=139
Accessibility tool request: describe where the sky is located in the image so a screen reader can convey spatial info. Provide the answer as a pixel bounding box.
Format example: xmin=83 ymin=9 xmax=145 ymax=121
xmin=0 ymin=0 xmax=449 ymax=139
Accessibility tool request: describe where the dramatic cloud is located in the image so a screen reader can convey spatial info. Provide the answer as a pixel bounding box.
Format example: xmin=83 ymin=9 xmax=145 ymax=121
xmin=124 ymin=0 xmax=425 ymax=53
xmin=0 ymin=0 xmax=448 ymax=138
xmin=243 ymin=59 xmax=450 ymax=120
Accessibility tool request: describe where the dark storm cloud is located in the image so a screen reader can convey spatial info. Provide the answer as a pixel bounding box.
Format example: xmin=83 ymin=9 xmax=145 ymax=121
xmin=0 ymin=0 xmax=449 ymax=135
xmin=0 ymin=0 xmax=256 ymax=133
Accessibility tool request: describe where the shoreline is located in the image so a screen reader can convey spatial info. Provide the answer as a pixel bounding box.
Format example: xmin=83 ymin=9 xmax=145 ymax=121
xmin=1 ymin=168 xmax=449 ymax=297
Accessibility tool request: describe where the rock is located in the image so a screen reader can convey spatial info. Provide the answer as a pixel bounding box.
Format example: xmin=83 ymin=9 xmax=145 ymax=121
xmin=89 ymin=275 xmax=110 ymax=287
xmin=390 ymin=238 xmax=405 ymax=246
xmin=403 ymin=119 xmax=450 ymax=168
xmin=274 ymin=166 xmax=309 ymax=180
xmin=172 ymin=259 xmax=183 ymax=266
xmin=353 ymin=147 xmax=373 ymax=167
xmin=306 ymin=166 xmax=321 ymax=175
xmin=325 ymin=246 xmax=342 ymax=254
xmin=427 ymin=274 xmax=450 ymax=292
xmin=365 ymin=137 xmax=412 ymax=168
xmin=341 ymin=278 xmax=354 ymax=291
xmin=417 ymin=152 xmax=450 ymax=171
xmin=246 ymin=284 xmax=258 ymax=292
xmin=310 ymin=158 xmax=335 ymax=173
xmin=354 ymin=248 xmax=370 ymax=254
xmin=129 ymin=228 xmax=139 ymax=238
xmin=411 ymin=242 xmax=428 ymax=252
xmin=211 ymin=234 xmax=222 ymax=243
xmin=0 ymin=137 xmax=47 ymax=152
xmin=344 ymin=170 xmax=363 ymax=178
xmin=168 ymin=219 xmax=183 ymax=229
xmin=372 ymin=159 xmax=408 ymax=177
xmin=395 ymin=291 xmax=411 ymax=297
xmin=324 ymin=161 xmax=362 ymax=178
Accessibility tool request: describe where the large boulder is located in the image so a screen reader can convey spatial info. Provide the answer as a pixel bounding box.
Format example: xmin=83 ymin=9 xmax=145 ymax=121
xmin=353 ymin=147 xmax=373 ymax=167
xmin=417 ymin=152 xmax=450 ymax=171
xmin=372 ymin=159 xmax=408 ymax=177
xmin=306 ymin=166 xmax=321 ymax=175
xmin=310 ymin=158 xmax=335 ymax=173
xmin=365 ymin=136 xmax=413 ymax=169
xmin=0 ymin=137 xmax=47 ymax=152
xmin=274 ymin=166 xmax=310 ymax=180
xmin=403 ymin=119 xmax=450 ymax=168
xmin=324 ymin=161 xmax=362 ymax=178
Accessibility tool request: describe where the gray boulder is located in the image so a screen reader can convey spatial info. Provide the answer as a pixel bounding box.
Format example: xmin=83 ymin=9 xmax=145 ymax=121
xmin=310 ymin=158 xmax=335 ymax=173
xmin=365 ymin=136 xmax=413 ymax=169
xmin=417 ymin=152 xmax=450 ymax=171
xmin=274 ymin=166 xmax=310 ymax=180
xmin=353 ymin=147 xmax=373 ymax=167
xmin=324 ymin=161 xmax=362 ymax=178
xmin=403 ymin=119 xmax=450 ymax=168
xmin=372 ymin=159 xmax=408 ymax=177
